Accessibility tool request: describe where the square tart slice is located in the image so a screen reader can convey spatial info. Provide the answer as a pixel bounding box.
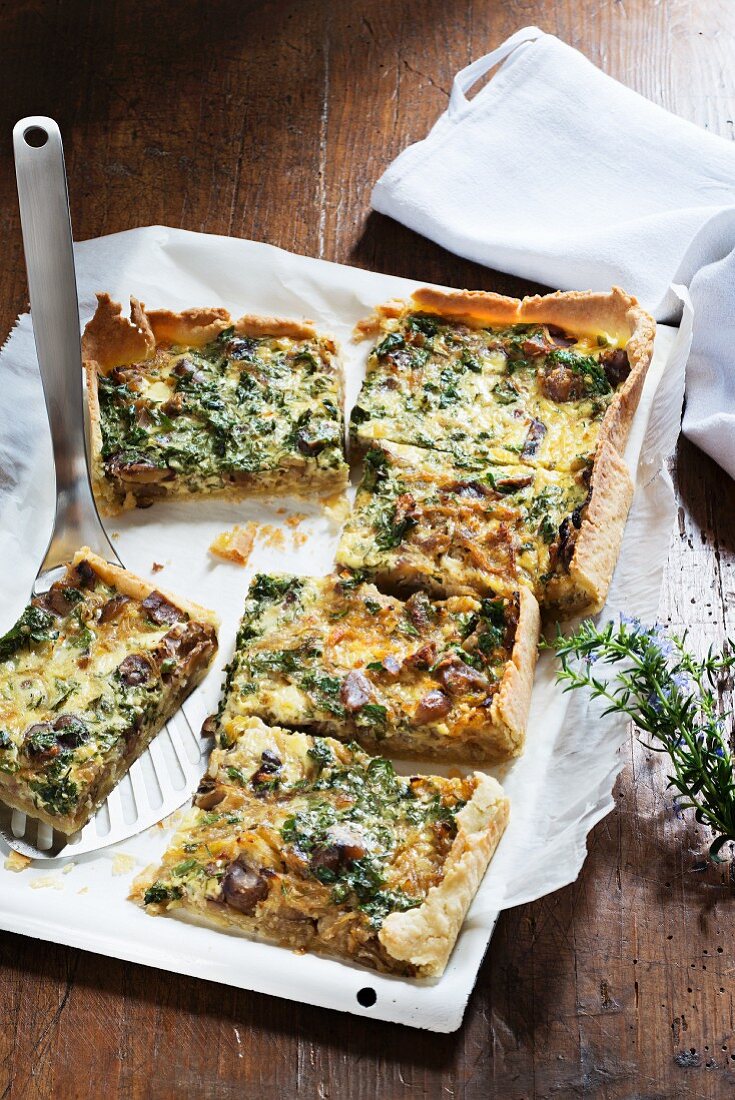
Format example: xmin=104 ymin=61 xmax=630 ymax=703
xmin=336 ymin=439 xmax=589 ymax=603
xmin=217 ymin=572 xmax=539 ymax=763
xmin=350 ymin=286 xmax=655 ymax=475
xmin=82 ymin=294 xmax=349 ymax=515
xmin=0 ymin=549 xmax=218 ymax=835
xmin=132 ymin=717 xmax=509 ymax=978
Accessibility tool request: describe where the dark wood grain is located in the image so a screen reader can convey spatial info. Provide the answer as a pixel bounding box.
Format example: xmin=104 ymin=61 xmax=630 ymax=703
xmin=0 ymin=1 xmax=734 ymax=1096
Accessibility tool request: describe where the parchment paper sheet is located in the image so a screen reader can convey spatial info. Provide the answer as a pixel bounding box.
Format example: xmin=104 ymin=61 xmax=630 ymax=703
xmin=0 ymin=228 xmax=691 ymax=1029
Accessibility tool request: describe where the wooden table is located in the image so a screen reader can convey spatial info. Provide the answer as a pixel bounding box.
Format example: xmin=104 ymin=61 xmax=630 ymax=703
xmin=0 ymin=2 xmax=733 ymax=1096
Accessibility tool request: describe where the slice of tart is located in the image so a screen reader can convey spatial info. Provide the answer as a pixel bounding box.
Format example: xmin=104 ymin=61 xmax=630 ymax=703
xmin=350 ymin=286 xmax=654 ymax=475
xmin=83 ymin=294 xmax=349 ymax=515
xmin=217 ymin=572 xmax=539 ymax=763
xmin=336 ymin=439 xmax=588 ymax=601
xmin=0 ymin=549 xmax=218 ymax=834
xmin=132 ymin=716 xmax=509 ymax=977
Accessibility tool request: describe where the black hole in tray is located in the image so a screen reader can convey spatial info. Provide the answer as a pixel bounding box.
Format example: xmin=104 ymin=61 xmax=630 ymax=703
xmin=357 ymin=987 xmax=377 ymax=1008
xmin=23 ymin=126 xmax=48 ymax=148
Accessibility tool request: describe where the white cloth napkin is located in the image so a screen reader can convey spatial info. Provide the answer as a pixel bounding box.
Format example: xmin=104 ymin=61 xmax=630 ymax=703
xmin=372 ymin=27 xmax=735 ymax=477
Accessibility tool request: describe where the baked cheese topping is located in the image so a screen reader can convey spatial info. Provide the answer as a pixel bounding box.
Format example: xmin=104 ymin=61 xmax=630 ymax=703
xmin=337 ymin=440 xmax=587 ymax=599
xmin=0 ymin=557 xmax=217 ymax=832
xmin=217 ymin=572 xmax=520 ymax=759
xmin=97 ymin=326 xmax=348 ymax=507
xmin=351 ymin=312 xmax=629 ymax=473
xmin=137 ymin=718 xmax=489 ymax=975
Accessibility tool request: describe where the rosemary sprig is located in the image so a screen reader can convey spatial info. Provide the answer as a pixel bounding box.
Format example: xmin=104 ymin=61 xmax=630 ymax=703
xmin=548 ymin=616 xmax=735 ymax=862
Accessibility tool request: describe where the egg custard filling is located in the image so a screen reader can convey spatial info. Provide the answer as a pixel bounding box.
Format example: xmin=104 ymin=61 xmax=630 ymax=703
xmin=132 ymin=717 xmax=509 ymax=977
xmin=337 ymin=439 xmax=587 ymax=600
xmin=350 ymin=308 xmax=628 ymax=471
xmin=0 ymin=550 xmax=218 ymax=834
xmin=215 ymin=571 xmax=539 ymax=763
xmin=83 ymin=295 xmax=349 ymax=515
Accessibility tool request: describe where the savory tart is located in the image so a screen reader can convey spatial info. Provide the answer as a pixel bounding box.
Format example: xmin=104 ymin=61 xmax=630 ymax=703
xmin=216 ymin=572 xmax=539 ymax=762
xmin=337 ymin=439 xmax=587 ymax=600
xmin=0 ymin=549 xmax=218 ymax=834
xmin=350 ymin=287 xmax=655 ymax=614
xmin=132 ymin=716 xmax=509 ymax=977
xmin=82 ymin=294 xmax=349 ymax=515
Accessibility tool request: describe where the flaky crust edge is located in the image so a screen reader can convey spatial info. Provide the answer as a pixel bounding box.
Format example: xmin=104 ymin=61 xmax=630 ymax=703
xmin=487 ymin=586 xmax=540 ymax=756
xmin=379 ymin=772 xmax=509 ymax=976
xmin=356 ymin=287 xmax=655 ymax=618
xmin=81 ymin=293 xmax=344 ymax=516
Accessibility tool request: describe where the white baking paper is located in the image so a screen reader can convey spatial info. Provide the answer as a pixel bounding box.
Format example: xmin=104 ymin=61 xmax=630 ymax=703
xmin=0 ymin=228 xmax=691 ymax=1030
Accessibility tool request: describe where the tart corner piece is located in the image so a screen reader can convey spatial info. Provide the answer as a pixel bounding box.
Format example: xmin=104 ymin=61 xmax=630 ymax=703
xmin=82 ymin=294 xmax=348 ymax=515
xmin=0 ymin=546 xmax=218 ymax=835
xmin=131 ymin=718 xmax=509 ymax=978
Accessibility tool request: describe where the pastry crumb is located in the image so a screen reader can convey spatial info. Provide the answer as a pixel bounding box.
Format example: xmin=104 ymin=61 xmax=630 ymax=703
xmin=30 ymin=875 xmax=62 ymax=890
xmin=4 ymin=851 xmax=32 ymax=873
xmin=284 ymin=513 xmax=307 ymax=529
xmin=209 ymin=523 xmax=258 ymax=566
xmin=78 ymin=886 xmax=89 ymax=895
xmin=152 ymin=561 xmax=164 ymax=574
xmin=259 ymin=524 xmax=285 ymax=549
xmin=61 ymin=861 xmax=76 ymax=875
xmin=292 ymin=531 xmax=309 ymax=548
xmin=111 ymin=852 xmax=136 ymax=876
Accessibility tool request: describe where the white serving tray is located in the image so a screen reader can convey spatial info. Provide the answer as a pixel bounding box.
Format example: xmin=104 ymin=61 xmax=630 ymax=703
xmin=0 ymin=228 xmax=690 ymax=1030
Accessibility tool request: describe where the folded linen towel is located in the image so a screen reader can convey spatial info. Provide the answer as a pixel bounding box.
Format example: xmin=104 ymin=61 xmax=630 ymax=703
xmin=372 ymin=27 xmax=735 ymax=477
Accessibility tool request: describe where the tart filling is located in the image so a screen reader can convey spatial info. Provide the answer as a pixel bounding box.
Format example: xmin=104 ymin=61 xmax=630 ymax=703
xmin=132 ymin=717 xmax=509 ymax=977
xmin=216 ymin=572 xmax=539 ymax=762
xmin=337 ymin=439 xmax=588 ymax=600
xmin=0 ymin=549 xmax=218 ymax=834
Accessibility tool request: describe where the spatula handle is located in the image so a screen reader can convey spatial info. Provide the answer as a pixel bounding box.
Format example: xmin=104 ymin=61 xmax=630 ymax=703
xmin=13 ymin=116 xmax=119 ymax=571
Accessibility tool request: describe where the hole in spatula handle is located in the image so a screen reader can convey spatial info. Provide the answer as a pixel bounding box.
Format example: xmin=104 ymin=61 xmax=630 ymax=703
xmin=23 ymin=126 xmax=48 ymax=148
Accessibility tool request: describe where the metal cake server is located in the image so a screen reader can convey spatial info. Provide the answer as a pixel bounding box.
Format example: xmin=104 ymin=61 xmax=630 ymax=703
xmin=1 ymin=116 xmax=206 ymax=859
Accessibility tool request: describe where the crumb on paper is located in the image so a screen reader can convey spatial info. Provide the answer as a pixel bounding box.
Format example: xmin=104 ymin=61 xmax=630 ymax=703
xmin=152 ymin=561 xmax=164 ymax=574
xmin=78 ymin=886 xmax=89 ymax=895
xmin=285 ymin=513 xmax=307 ymax=529
xmin=4 ymin=851 xmax=32 ymax=873
xmin=30 ymin=875 xmax=62 ymax=890
xmin=111 ymin=532 xmax=120 ymax=540
xmin=111 ymin=852 xmax=136 ymax=876
xmin=61 ymin=861 xmax=76 ymax=875
xmin=292 ymin=531 xmax=308 ymax=548
xmin=321 ymin=492 xmax=350 ymax=528
xmin=259 ymin=524 xmax=285 ymax=549
xmin=209 ymin=522 xmax=258 ymax=565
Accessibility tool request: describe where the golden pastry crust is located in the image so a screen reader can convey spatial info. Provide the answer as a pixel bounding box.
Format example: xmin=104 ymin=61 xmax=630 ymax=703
xmin=131 ymin=718 xmax=509 ymax=978
xmin=352 ymin=286 xmax=655 ymax=618
xmin=83 ymin=295 xmax=348 ymax=516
